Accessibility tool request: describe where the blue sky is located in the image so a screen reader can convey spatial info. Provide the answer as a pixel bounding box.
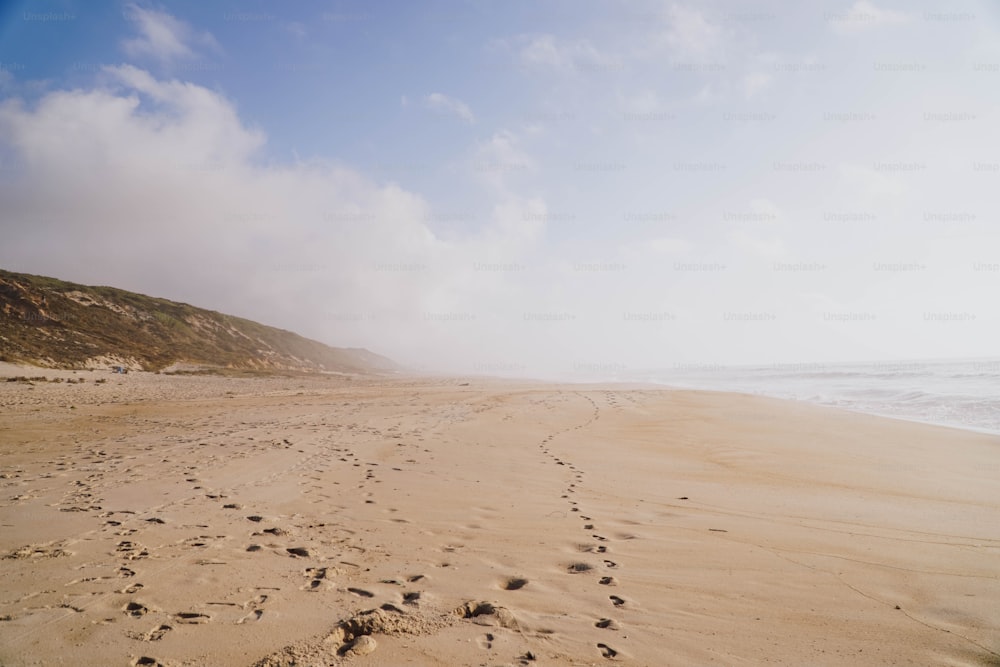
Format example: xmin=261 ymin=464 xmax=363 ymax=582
xmin=1 ymin=0 xmax=998 ymax=375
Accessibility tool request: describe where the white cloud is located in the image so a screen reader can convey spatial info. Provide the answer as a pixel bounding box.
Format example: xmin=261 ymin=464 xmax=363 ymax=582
xmin=748 ymin=198 xmax=782 ymax=223
xmin=518 ymin=34 xmax=618 ymax=73
xmin=0 ymin=64 xmax=262 ymax=178
xmin=5 ymin=4 xmax=998 ymax=372
xmin=121 ymin=4 xmax=219 ymax=64
xmin=664 ymin=5 xmax=721 ymax=59
xmin=620 ymin=237 xmax=692 ymax=259
xmin=471 ymin=129 xmax=534 ymax=192
xmin=0 ymin=69 xmax=547 ymax=371
xmin=838 ymin=163 xmax=907 ymax=198
xmin=829 ymin=1 xmax=909 ymax=34
xmin=727 ymin=229 xmax=787 ymax=260
xmin=742 ymin=72 xmax=771 ymax=98
xmin=422 ymin=92 xmax=475 ymax=124
xmin=486 ymin=196 xmax=547 ymax=249
xmin=691 ymin=82 xmax=721 ymax=105
xmin=618 ymin=89 xmax=670 ymax=115
xmin=285 ymin=22 xmax=307 ymax=40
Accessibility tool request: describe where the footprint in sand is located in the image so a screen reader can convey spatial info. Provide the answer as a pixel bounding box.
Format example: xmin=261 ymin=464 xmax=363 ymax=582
xmin=237 ymin=609 xmax=263 ymax=624
xmin=517 ymin=651 xmax=538 ymax=665
xmin=174 ymin=612 xmax=211 ymax=624
xmin=597 ymin=642 xmax=619 ymax=658
xmin=347 ymin=587 xmax=374 ymax=598
xmin=116 ymin=541 xmax=149 ymax=560
xmin=567 ymin=563 xmax=593 ymax=574
xmin=132 ymin=658 xmax=165 ymax=667
xmin=144 ymin=624 xmax=171 ymax=641
xmin=303 ymin=567 xmax=333 ymax=590
xmin=503 ymin=578 xmax=528 ymax=591
xmin=599 ymin=576 xmax=617 ymax=586
xmin=124 ymin=602 xmax=148 ymax=617
xmin=609 ymin=595 xmax=626 ymax=607
xmin=604 ymin=560 xmax=618 ymax=569
xmin=595 ymin=618 xmax=620 ymax=630
xmin=244 ymin=594 xmax=268 ymax=609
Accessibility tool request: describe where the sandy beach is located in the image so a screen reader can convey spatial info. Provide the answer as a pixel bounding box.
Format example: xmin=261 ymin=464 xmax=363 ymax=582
xmin=1 ymin=368 xmax=998 ymax=666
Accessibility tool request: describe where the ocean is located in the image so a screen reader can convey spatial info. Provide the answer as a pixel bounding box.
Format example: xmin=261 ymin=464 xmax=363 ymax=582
xmin=637 ymin=358 xmax=1000 ymax=435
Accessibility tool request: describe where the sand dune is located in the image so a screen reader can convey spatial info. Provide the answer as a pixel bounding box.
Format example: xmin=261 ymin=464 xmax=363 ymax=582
xmin=1 ymin=370 xmax=998 ymax=666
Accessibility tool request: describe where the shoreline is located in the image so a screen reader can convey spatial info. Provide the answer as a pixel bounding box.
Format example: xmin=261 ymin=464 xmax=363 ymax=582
xmin=4 ymin=360 xmax=997 ymax=436
xmin=645 ymin=378 xmax=1000 ymax=437
xmin=1 ymin=371 xmax=998 ymax=665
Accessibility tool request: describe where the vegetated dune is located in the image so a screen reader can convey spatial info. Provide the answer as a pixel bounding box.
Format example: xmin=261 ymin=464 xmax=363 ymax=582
xmin=0 ymin=268 xmax=397 ymax=374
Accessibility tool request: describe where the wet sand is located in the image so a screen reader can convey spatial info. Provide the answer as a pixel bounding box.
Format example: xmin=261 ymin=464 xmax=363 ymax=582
xmin=1 ymin=368 xmax=998 ymax=666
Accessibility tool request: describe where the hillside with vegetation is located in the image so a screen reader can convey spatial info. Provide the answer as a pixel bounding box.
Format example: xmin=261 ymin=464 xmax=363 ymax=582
xmin=0 ymin=269 xmax=398 ymax=374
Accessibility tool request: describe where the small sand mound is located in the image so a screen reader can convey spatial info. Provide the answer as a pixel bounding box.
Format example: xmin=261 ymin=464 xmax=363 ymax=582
xmin=454 ymin=601 xmax=521 ymax=631
xmin=326 ymin=606 xmax=431 ymax=648
xmin=252 ymin=606 xmax=445 ymax=666
xmin=3 ymin=543 xmax=71 ymax=559
xmin=250 ymin=641 xmax=320 ymax=667
xmin=343 ymin=634 xmax=377 ymax=656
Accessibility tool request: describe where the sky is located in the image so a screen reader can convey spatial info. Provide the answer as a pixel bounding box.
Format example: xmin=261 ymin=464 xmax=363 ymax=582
xmin=1 ymin=0 xmax=998 ymax=377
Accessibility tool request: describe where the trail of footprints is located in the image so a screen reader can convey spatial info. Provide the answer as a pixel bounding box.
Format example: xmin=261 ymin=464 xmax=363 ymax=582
xmin=7 ymin=389 xmax=635 ymax=664
xmin=110 ymin=430 xmax=383 ymax=666
xmin=7 ymin=423 xmax=391 ymax=665
xmin=529 ymin=391 xmax=627 ymax=660
xmin=3 ymin=384 xmax=390 ymax=660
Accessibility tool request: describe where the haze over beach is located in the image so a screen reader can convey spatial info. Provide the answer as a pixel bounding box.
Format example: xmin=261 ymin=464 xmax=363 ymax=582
xmin=1 ymin=1 xmax=999 ymax=666
xmin=1 ymin=0 xmax=997 ymax=373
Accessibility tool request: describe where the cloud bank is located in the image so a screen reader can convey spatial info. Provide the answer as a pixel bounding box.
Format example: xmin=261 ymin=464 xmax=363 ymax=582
xmin=2 ymin=2 xmax=997 ymax=376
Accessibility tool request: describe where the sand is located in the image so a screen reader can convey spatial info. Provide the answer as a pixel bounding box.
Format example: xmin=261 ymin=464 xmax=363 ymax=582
xmin=0 ymin=367 xmax=998 ymax=666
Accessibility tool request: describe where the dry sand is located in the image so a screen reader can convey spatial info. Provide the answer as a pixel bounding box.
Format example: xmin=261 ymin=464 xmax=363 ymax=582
xmin=0 ymin=367 xmax=998 ymax=666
